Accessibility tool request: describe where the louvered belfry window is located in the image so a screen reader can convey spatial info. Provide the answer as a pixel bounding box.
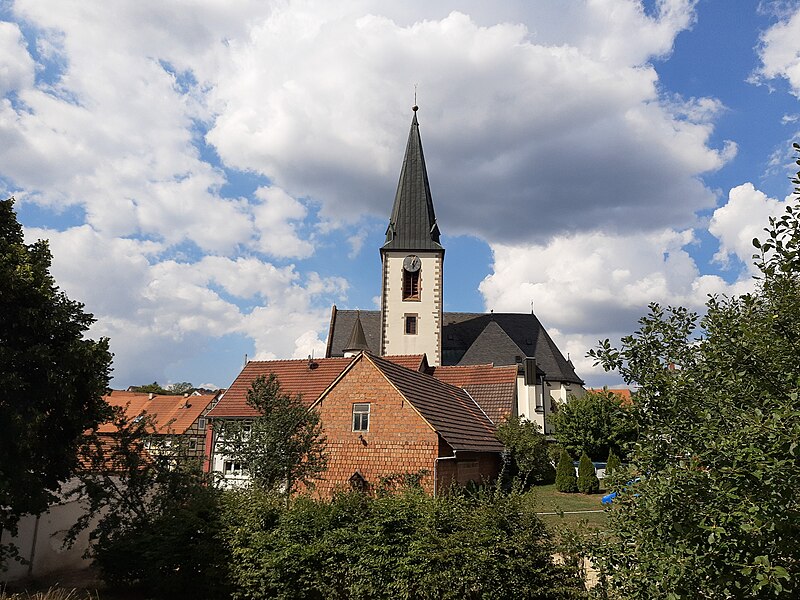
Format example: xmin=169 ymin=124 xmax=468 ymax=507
xmin=403 ymin=269 xmax=420 ymax=300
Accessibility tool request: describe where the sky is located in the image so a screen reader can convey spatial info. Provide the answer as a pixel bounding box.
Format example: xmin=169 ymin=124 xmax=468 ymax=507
xmin=2 ymin=0 xmax=800 ymax=390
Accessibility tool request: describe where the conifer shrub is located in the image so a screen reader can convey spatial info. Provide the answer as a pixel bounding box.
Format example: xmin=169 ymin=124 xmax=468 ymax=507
xmin=606 ymin=448 xmax=621 ymax=478
xmin=577 ymin=452 xmax=600 ymax=494
xmin=555 ymin=449 xmax=578 ymax=493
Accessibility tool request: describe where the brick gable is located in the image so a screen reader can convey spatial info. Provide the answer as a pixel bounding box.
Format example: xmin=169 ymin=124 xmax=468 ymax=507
xmin=312 ymin=355 xmax=440 ymax=496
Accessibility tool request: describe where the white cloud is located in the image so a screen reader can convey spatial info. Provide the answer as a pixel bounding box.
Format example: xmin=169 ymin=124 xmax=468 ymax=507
xmin=205 ymin=4 xmax=724 ymax=245
xmin=709 ymin=183 xmax=790 ymax=269
xmin=2 ymin=0 xmax=750 ymax=389
xmin=0 ymin=21 xmax=34 ymax=95
xmin=756 ymin=5 xmax=800 ymax=97
xmin=252 ymin=186 xmax=315 ymax=259
xmin=479 ymin=202 xmax=759 ymax=384
xmin=22 ymin=225 xmax=346 ymax=384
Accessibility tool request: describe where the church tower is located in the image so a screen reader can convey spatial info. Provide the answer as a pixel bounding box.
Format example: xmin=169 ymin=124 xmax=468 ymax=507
xmin=379 ymin=107 xmax=444 ymax=366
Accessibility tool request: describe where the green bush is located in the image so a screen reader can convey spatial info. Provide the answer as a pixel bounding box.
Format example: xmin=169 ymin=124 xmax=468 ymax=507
xmin=555 ymin=449 xmax=578 ymax=493
xmin=605 ymin=448 xmax=621 ymax=478
xmin=93 ymin=481 xmax=231 ymax=599
xmin=496 ymin=416 xmax=555 ymax=489
xmin=577 ymin=452 xmax=600 ymax=494
xmin=221 ymin=488 xmax=585 ymax=599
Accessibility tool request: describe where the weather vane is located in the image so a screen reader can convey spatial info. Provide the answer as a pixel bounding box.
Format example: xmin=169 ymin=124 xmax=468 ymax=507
xmin=413 ymin=83 xmax=418 ymax=111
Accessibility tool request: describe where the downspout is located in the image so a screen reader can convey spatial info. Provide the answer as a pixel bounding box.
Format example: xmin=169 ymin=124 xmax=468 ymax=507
xmin=433 ymin=453 xmax=457 ymax=497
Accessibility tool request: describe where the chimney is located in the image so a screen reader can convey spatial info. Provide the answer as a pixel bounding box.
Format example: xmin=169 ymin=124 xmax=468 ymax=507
xmin=148 ymin=392 xmax=154 ymax=400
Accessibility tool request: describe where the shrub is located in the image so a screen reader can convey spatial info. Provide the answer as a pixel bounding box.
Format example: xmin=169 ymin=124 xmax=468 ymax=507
xmin=92 ymin=481 xmax=230 ymax=599
xmin=548 ymin=389 xmax=636 ymax=461
xmin=606 ymin=448 xmax=621 ymax=478
xmin=577 ymin=452 xmax=600 ymax=494
xmin=496 ymin=416 xmax=555 ymax=489
xmin=555 ymin=449 xmax=578 ymax=493
xmin=221 ymin=488 xmax=585 ymax=599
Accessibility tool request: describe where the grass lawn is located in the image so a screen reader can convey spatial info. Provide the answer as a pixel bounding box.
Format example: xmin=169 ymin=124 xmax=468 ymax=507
xmin=529 ymin=483 xmax=609 ymax=531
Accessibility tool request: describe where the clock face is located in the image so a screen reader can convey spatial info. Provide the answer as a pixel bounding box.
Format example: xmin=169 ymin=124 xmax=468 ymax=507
xmin=403 ymin=255 xmax=421 ymax=272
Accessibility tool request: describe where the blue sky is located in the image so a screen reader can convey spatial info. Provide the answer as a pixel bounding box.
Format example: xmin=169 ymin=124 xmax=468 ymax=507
xmin=2 ymin=0 xmax=800 ymax=389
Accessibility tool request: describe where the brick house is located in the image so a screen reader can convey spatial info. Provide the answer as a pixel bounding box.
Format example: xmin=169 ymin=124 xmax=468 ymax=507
xmin=205 ymin=353 xmax=516 ymax=495
xmin=310 ymin=352 xmax=505 ymax=496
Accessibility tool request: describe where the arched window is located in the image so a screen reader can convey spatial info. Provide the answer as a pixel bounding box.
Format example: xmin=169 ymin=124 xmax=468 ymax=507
xmin=403 ymin=269 xmax=420 ymax=300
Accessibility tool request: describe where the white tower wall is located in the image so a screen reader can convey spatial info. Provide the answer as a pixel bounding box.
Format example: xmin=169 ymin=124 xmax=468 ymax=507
xmin=380 ymin=250 xmax=443 ymax=365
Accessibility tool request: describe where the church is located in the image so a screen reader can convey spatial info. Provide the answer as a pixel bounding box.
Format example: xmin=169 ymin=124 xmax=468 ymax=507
xmin=205 ymin=107 xmax=584 ymax=495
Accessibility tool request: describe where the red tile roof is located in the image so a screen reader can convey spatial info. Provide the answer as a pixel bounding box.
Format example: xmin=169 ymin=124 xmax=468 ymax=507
xmin=77 ymin=433 xmax=152 ymax=474
xmin=383 ymin=354 xmax=427 ymax=371
xmin=429 ymin=364 xmax=518 ymax=424
xmin=207 ymin=357 xmax=353 ymax=418
xmin=589 ymin=387 xmax=634 ymax=407
xmin=102 ymin=390 xmax=214 ymax=434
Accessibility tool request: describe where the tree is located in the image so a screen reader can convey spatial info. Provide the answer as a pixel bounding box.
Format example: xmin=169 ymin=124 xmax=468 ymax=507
xmin=576 ymin=452 xmax=599 ymax=495
xmin=548 ymin=388 xmax=636 ymax=461
xmin=166 ymin=381 xmax=194 ymax=395
xmin=587 ymin=145 xmax=800 ymax=598
xmin=128 ymin=381 xmax=194 ymax=395
xmin=605 ymin=448 xmax=621 ymax=478
xmin=496 ymin=416 xmax=555 ymax=488
xmin=0 ymin=198 xmax=113 ymax=567
xmin=218 ymin=374 xmax=327 ymax=494
xmin=69 ymin=410 xmax=230 ymax=599
xmin=555 ymin=449 xmax=578 ymax=493
xmin=129 ymin=381 xmax=170 ymax=394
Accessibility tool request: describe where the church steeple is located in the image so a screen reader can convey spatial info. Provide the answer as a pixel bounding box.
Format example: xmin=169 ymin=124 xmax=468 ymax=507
xmin=383 ymin=107 xmax=442 ymax=251
xmin=379 ymin=107 xmax=444 ymax=366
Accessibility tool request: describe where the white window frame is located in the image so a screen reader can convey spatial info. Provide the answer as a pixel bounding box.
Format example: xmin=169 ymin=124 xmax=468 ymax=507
xmin=352 ymin=403 xmax=370 ymax=432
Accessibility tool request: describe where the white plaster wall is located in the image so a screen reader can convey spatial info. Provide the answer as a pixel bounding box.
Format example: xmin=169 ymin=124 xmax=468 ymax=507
xmin=381 ymin=251 xmax=443 ymax=365
xmin=516 ymin=376 xmax=546 ymax=432
xmin=209 ymin=425 xmax=251 ymax=489
xmin=1 ymin=480 xmax=102 ymax=583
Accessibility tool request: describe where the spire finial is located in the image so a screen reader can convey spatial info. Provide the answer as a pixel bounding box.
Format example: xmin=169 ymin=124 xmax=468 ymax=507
xmin=413 ymin=83 xmax=418 ymax=112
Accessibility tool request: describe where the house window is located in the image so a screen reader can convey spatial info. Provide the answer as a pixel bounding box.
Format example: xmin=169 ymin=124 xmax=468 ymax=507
xmin=402 ymin=269 xmax=420 ymax=300
xmin=198 ymin=417 xmax=206 ymax=431
xmin=188 ymin=439 xmax=197 ymax=450
xmin=223 ymin=460 xmax=244 ymax=475
xmin=405 ymin=314 xmax=418 ymax=335
xmin=352 ymin=403 xmax=370 ymax=432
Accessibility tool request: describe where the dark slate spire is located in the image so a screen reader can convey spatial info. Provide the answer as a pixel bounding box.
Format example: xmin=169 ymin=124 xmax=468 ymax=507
xmin=343 ymin=311 xmax=370 ymax=354
xmin=383 ymin=107 xmax=442 ymax=251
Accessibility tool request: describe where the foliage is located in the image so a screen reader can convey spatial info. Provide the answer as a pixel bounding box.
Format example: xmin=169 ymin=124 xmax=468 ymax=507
xmin=605 ymin=448 xmax=621 ymax=477
xmin=128 ymin=381 xmax=194 ymax=395
xmin=68 ymin=409 xmax=230 ymax=599
xmin=496 ymin=416 xmax=556 ymax=488
xmin=587 ymin=145 xmax=800 ymax=599
xmin=555 ymin=449 xmax=578 ymax=493
xmin=576 ymin=453 xmax=599 ymax=495
xmin=221 ymin=487 xmax=586 ymax=600
xmin=548 ymin=389 xmax=636 ymax=461
xmin=0 ymin=198 xmax=113 ymax=569
xmin=377 ymin=469 xmax=429 ymax=495
xmin=0 ymin=588 xmax=96 ymax=600
xmin=217 ymin=374 xmax=327 ymax=494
